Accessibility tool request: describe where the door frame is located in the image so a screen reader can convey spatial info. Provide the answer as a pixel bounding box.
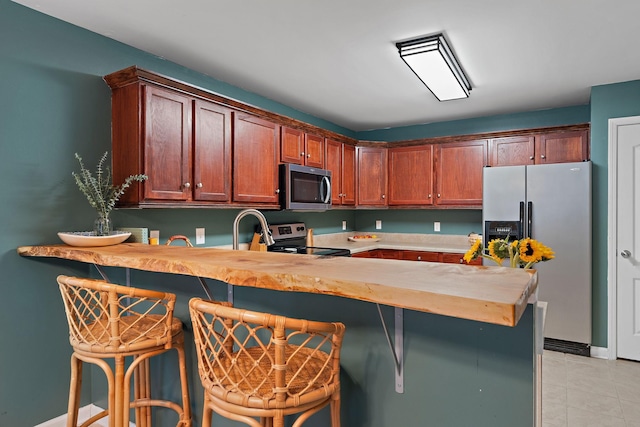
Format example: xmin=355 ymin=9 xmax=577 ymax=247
xmin=607 ymin=115 xmax=640 ymax=360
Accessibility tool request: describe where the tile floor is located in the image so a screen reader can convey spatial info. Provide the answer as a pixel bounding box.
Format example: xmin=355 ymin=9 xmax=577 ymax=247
xmin=543 ymin=350 xmax=640 ymax=426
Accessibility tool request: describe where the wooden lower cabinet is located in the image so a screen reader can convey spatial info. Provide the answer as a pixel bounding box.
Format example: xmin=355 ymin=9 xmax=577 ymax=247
xmin=352 ymin=249 xmax=481 ymax=265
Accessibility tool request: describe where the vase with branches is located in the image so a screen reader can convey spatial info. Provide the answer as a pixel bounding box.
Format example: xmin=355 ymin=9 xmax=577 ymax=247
xmin=72 ymin=152 xmax=147 ymax=235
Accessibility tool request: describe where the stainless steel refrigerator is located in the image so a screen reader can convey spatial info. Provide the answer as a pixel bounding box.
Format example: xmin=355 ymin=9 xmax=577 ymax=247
xmin=483 ymin=161 xmax=592 ymax=353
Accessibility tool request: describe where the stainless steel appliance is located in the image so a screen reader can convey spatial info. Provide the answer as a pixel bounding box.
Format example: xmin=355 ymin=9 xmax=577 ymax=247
xmin=266 ymin=222 xmax=350 ymax=257
xmin=483 ymin=161 xmax=592 ymax=355
xmin=279 ymin=164 xmax=331 ymax=211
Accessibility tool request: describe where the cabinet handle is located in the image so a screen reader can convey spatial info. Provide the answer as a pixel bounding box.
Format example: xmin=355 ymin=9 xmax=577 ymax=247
xmin=381 ymin=194 xmax=385 ymax=199
xmin=529 ymin=156 xmax=534 ymax=160
xmin=459 ymin=258 xmax=463 ymax=264
xmin=196 ymin=182 xmax=203 ymax=188
xmin=417 ymin=256 xmax=422 ymax=261
xmin=437 ymin=193 xmax=441 ymax=198
xmin=301 ymin=152 xmax=305 ymax=157
xmin=183 ymin=182 xmax=191 ymax=189
xmin=428 ymin=194 xmax=432 ymax=198
xmin=541 ymin=155 xmax=546 ymax=159
xmin=307 ymin=153 xmax=311 ymax=158
xmin=275 ymin=188 xmax=280 ymax=194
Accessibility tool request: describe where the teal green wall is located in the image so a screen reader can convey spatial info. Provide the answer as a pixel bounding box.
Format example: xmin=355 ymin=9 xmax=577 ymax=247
xmin=356 ymin=105 xmax=590 ymax=141
xmin=2 ymin=0 xmax=618 ymax=424
xmin=589 ymin=80 xmax=640 ymax=347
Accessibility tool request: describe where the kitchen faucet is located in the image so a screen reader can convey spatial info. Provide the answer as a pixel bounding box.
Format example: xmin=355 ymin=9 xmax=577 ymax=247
xmin=232 ymin=209 xmax=275 ymax=250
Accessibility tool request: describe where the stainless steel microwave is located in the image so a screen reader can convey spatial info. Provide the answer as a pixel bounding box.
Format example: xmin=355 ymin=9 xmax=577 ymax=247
xmin=279 ymin=163 xmax=332 ymax=211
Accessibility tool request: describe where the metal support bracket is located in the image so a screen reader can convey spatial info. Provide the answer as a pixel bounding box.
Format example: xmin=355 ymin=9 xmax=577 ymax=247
xmin=377 ymin=304 xmax=404 ymax=393
xmin=93 ymin=264 xmax=214 ymax=301
xmin=93 ymin=264 xmax=110 ymax=283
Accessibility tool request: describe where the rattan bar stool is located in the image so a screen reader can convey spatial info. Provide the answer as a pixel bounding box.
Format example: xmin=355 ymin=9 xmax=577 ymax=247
xmin=56 ymin=275 xmax=191 ymax=427
xmin=189 ymin=297 xmax=346 ymax=427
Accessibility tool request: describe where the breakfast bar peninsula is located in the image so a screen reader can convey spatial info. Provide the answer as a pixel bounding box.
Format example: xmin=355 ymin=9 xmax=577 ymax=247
xmin=18 ymin=243 xmax=542 ymax=427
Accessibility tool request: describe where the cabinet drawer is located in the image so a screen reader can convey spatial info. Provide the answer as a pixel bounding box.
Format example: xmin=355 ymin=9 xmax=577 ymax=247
xmin=442 ymin=252 xmax=481 ymax=265
xmin=400 ymin=251 xmax=441 ymax=262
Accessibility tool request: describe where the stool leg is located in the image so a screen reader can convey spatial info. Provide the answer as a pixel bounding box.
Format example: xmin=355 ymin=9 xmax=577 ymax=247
xmin=202 ymin=394 xmax=212 ymax=427
xmin=114 ymin=355 xmax=126 ymax=427
xmin=66 ymin=354 xmax=83 ymax=427
xmin=133 ymin=357 xmax=151 ymax=427
xmin=175 ymin=344 xmax=192 ymax=426
xmin=330 ymin=393 xmax=341 ymax=427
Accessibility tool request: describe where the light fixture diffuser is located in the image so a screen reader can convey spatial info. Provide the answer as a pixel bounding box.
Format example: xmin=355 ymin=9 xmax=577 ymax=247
xmin=396 ymin=34 xmax=471 ymax=101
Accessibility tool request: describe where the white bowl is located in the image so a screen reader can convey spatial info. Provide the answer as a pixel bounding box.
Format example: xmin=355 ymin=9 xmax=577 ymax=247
xmin=57 ymin=231 xmax=131 ymax=247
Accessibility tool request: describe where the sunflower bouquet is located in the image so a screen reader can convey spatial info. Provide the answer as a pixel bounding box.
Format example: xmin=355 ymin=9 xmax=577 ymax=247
xmin=464 ymin=236 xmax=554 ymax=269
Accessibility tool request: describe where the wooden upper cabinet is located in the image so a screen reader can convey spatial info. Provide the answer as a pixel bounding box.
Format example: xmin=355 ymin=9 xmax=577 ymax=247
xmin=435 ymin=140 xmax=486 ymax=206
xmin=489 ymin=130 xmax=589 ymax=166
xmin=489 ymin=136 xmax=535 ymax=167
xmin=280 ymin=126 xmax=305 ymax=164
xmin=233 ymin=114 xmax=280 ymax=204
xmin=388 ymin=145 xmax=434 ymax=206
xmin=304 ymin=133 xmax=325 ymax=168
xmin=357 ymin=146 xmax=388 ymax=206
xmin=142 ymin=85 xmax=192 ymax=201
xmin=326 ymin=139 xmax=356 ymax=206
xmin=342 ymin=144 xmax=356 ymax=205
xmin=536 ymin=130 xmax=589 ymax=164
xmin=280 ymin=126 xmax=325 ymax=168
xmin=193 ymin=100 xmax=232 ymax=202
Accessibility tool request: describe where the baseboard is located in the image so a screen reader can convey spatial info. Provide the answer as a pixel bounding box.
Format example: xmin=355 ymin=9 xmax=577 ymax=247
xmin=590 ymin=345 xmax=610 ymax=359
xmin=35 ymin=404 xmax=135 ymax=427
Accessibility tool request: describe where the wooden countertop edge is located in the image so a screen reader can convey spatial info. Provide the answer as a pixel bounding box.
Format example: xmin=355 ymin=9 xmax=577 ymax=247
xmin=17 ymin=244 xmax=538 ymax=327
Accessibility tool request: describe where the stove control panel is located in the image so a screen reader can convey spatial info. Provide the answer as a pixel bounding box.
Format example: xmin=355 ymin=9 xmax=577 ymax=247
xmin=268 ymin=222 xmax=306 ymax=241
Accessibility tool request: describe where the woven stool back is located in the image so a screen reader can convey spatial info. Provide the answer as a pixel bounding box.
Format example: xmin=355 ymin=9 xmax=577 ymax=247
xmin=189 ymin=298 xmax=345 ymax=425
xmin=57 ymin=275 xmax=177 ymax=354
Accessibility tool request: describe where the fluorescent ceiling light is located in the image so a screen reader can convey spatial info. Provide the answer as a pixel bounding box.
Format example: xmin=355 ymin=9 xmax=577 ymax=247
xmin=396 ymin=34 xmax=471 ymax=101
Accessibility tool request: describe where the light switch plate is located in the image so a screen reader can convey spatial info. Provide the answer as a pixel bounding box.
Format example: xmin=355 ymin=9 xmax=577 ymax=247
xmin=196 ymin=228 xmax=205 ymax=245
xmin=434 ymin=222 xmax=441 ymax=232
xmin=376 ymin=220 xmax=382 ymax=230
xmin=342 ymin=220 xmax=347 ymax=230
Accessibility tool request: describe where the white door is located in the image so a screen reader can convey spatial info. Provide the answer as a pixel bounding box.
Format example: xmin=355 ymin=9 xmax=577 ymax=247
xmin=614 ymin=117 xmax=640 ymax=360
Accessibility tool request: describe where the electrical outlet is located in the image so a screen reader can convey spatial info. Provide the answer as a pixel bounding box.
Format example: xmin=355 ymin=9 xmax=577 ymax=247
xmin=196 ymin=228 xmax=205 ymax=245
xmin=342 ymin=220 xmax=347 ymax=231
xmin=376 ymin=220 xmax=382 ymax=230
xmin=434 ymin=222 xmax=441 ymax=232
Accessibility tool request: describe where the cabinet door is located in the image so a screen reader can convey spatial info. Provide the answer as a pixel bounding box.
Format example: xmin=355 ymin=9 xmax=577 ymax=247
xmin=325 ymin=139 xmax=343 ymax=205
xmin=342 ymin=144 xmax=356 ymax=205
xmin=143 ymin=85 xmax=192 ymax=201
xmin=435 ymin=140 xmax=486 ymax=206
xmin=280 ymin=126 xmax=304 ymax=165
xmin=536 ymin=130 xmax=589 ymax=164
xmin=305 ymin=133 xmax=324 ymax=168
xmin=388 ymin=145 xmax=434 ymax=205
xmin=233 ymin=114 xmax=280 ymax=203
xmin=357 ymin=146 xmax=388 ymax=206
xmin=489 ymin=136 xmax=535 ymax=166
xmin=193 ymin=100 xmax=232 ymax=202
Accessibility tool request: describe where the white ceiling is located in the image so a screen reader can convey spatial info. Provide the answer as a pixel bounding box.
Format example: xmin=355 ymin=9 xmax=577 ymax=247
xmin=13 ymin=0 xmax=640 ymax=132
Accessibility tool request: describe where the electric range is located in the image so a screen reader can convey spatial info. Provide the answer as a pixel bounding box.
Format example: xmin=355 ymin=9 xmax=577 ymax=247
xmin=266 ymin=222 xmax=351 ymax=257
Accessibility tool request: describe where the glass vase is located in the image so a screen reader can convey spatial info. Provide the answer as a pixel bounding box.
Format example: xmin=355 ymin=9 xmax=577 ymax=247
xmin=94 ymin=215 xmax=112 ymax=236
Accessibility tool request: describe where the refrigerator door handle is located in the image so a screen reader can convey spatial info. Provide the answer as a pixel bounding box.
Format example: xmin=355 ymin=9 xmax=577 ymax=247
xmin=527 ymin=201 xmax=533 ymax=238
xmin=519 ymin=201 xmax=525 ymax=239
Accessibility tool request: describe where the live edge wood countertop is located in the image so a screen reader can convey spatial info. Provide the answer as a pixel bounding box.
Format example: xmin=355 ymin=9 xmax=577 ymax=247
xmin=17 ymin=243 xmax=537 ymax=327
